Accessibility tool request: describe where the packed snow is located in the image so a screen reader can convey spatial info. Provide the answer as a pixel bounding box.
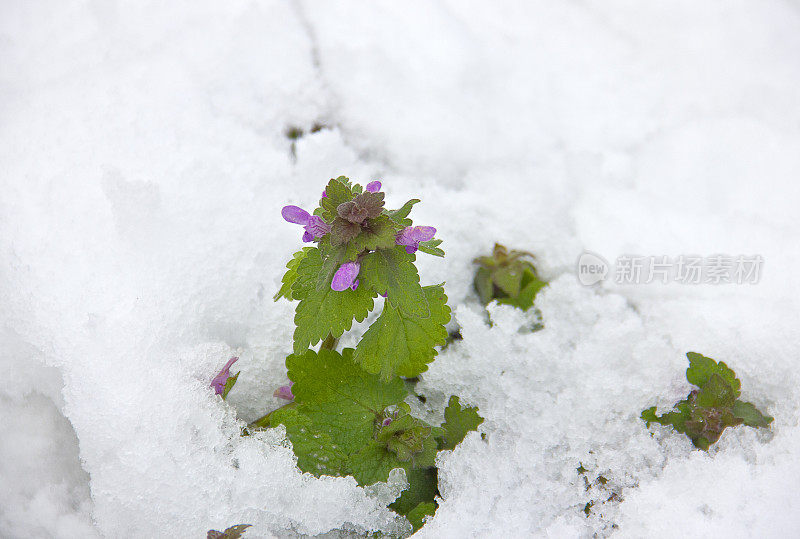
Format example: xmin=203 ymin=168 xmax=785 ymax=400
xmin=2 ymin=1 xmax=799 ymax=537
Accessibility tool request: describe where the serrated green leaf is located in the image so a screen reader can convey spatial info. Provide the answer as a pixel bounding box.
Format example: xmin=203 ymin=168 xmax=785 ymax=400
xmin=385 ymin=199 xmax=420 ymax=227
xmin=406 ymin=501 xmax=437 ymax=531
xmin=320 ymin=177 xmax=354 ymax=222
xmin=291 ymin=248 xmax=375 ymax=352
xmin=732 ymin=400 xmax=773 ymax=427
xmin=439 ymin=396 xmax=484 ymax=450
xmin=287 ymin=348 xmax=406 ymax=453
xmin=696 ymin=373 xmax=737 ymax=408
xmin=360 ymin=246 xmax=429 ymax=318
xmin=345 ymin=441 xmax=410 ymax=486
xmin=330 ymin=217 xmax=361 ymax=246
xmin=270 ymin=349 xmax=440 ymax=486
xmin=389 ymin=467 xmax=438 ymax=516
xmin=343 ymin=215 xmax=398 ymax=259
xmin=686 ymin=352 xmax=740 ymax=396
xmin=354 ymin=286 xmax=450 ymax=380
xmin=643 ymin=353 xmax=772 ymax=450
xmin=222 ymin=371 xmax=239 ymax=399
xmin=417 ymin=239 xmax=445 ymax=257
xmin=270 ymin=406 xmax=347 ymax=476
xmin=274 ymin=248 xmax=312 ymax=301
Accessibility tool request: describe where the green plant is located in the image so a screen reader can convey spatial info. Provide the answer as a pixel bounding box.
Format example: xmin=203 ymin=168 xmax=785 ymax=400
xmin=252 ymin=177 xmax=482 ymax=532
xmin=473 ymin=243 xmax=547 ymax=311
xmin=642 ymin=352 xmax=773 ymax=450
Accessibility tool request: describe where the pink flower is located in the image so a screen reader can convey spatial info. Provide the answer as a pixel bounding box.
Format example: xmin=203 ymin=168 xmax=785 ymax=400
xmin=274 ymin=381 xmax=294 ymax=401
xmin=331 ymin=261 xmax=360 ymax=291
xmin=211 ymin=357 xmax=239 ymax=395
xmin=281 ymin=205 xmax=331 ymax=242
xmin=395 ymin=226 xmax=436 ymax=254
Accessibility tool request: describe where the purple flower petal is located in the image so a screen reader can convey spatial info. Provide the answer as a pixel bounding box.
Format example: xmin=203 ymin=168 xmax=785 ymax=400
xmin=382 ymin=417 xmax=392 ymax=427
xmin=282 ymin=205 xmax=311 ymax=225
xmin=274 ymin=381 xmax=294 ymax=401
xmin=331 ymin=261 xmax=360 ymax=291
xmin=350 ymin=279 xmax=360 ymax=291
xmin=321 ymin=190 xmax=327 ymax=198
xmin=395 ymin=226 xmax=436 ymax=253
xmin=365 ymin=181 xmax=382 ymax=193
xmin=305 ymin=215 xmax=331 ymax=238
xmin=302 ymin=230 xmax=314 ymax=242
xmin=211 ymin=357 xmax=239 ymax=395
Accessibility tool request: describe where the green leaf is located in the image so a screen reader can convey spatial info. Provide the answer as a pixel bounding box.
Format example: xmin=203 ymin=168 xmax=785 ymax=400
xmin=732 ymin=400 xmax=773 ymax=427
xmin=291 ymin=248 xmax=375 ymax=352
xmin=472 ymin=244 xmax=547 ymax=310
xmin=417 ymin=238 xmax=445 ymax=257
xmin=320 ymin=177 xmax=354 ymax=222
xmin=696 ymin=373 xmax=738 ymax=408
xmin=643 ymin=353 xmax=772 ymax=450
xmin=492 ymin=265 xmax=524 ymax=297
xmin=274 ymin=248 xmax=312 ymax=301
xmin=406 ymin=501 xmax=437 ymax=531
xmin=473 ymin=267 xmax=494 ymax=305
xmin=343 ymin=215 xmax=397 ymax=259
xmin=360 ymin=246 xmax=429 ymax=318
xmin=207 ymin=524 xmax=252 ymax=539
xmin=222 ymin=371 xmax=239 ymax=399
xmin=686 ymin=352 xmax=740 ymax=396
xmin=385 ymin=199 xmax=420 ymax=227
xmin=330 ymin=217 xmax=361 ymax=246
xmin=389 ymin=467 xmax=438 ymax=516
xmin=377 ymin=412 xmax=441 ymax=467
xmin=439 ymin=396 xmax=484 ymax=450
xmin=287 ymin=348 xmax=406 ymax=453
xmin=270 ymin=349 xmax=442 ymax=486
xmin=269 ymin=406 xmax=347 ymax=476
xmin=353 ymin=286 xmax=450 ymax=380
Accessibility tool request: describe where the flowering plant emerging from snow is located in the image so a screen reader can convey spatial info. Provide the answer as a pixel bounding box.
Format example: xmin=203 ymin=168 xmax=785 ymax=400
xmin=254 ymin=176 xmax=482 ymax=532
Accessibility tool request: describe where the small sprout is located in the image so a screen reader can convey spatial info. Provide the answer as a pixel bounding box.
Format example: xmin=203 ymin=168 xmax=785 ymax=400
xmin=642 ymin=352 xmax=773 ymax=450
xmin=207 ymin=524 xmax=252 ymax=539
xmin=211 ymin=357 xmax=239 ymax=398
xmin=473 ymin=243 xmax=547 ymax=311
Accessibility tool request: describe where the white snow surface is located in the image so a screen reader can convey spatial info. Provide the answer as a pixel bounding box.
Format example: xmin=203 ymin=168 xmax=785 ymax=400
xmin=2 ymin=1 xmax=800 ymax=537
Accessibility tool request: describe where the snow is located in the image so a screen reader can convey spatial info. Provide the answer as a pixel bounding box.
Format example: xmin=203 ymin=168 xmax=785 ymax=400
xmin=1 ymin=0 xmax=799 ymax=537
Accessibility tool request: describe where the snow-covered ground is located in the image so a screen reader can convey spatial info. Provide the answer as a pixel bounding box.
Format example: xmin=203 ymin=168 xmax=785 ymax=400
xmin=2 ymin=1 xmax=799 ymax=537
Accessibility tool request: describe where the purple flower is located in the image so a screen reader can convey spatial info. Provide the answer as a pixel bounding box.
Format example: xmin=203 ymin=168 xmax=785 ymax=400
xmin=211 ymin=357 xmax=238 ymax=395
xmin=274 ymin=381 xmax=294 ymax=401
xmin=281 ymin=205 xmax=331 ymax=242
xmin=381 ymin=417 xmax=393 ymax=427
xmin=395 ymin=226 xmax=436 ymax=254
xmin=365 ymin=181 xmax=382 ymax=193
xmin=332 ymin=261 xmax=360 ymax=291
xmin=321 ymin=190 xmax=327 ymax=198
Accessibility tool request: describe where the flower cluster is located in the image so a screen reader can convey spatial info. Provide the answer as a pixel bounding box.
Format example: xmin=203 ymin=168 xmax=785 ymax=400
xmin=281 ymin=180 xmax=437 ymax=293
